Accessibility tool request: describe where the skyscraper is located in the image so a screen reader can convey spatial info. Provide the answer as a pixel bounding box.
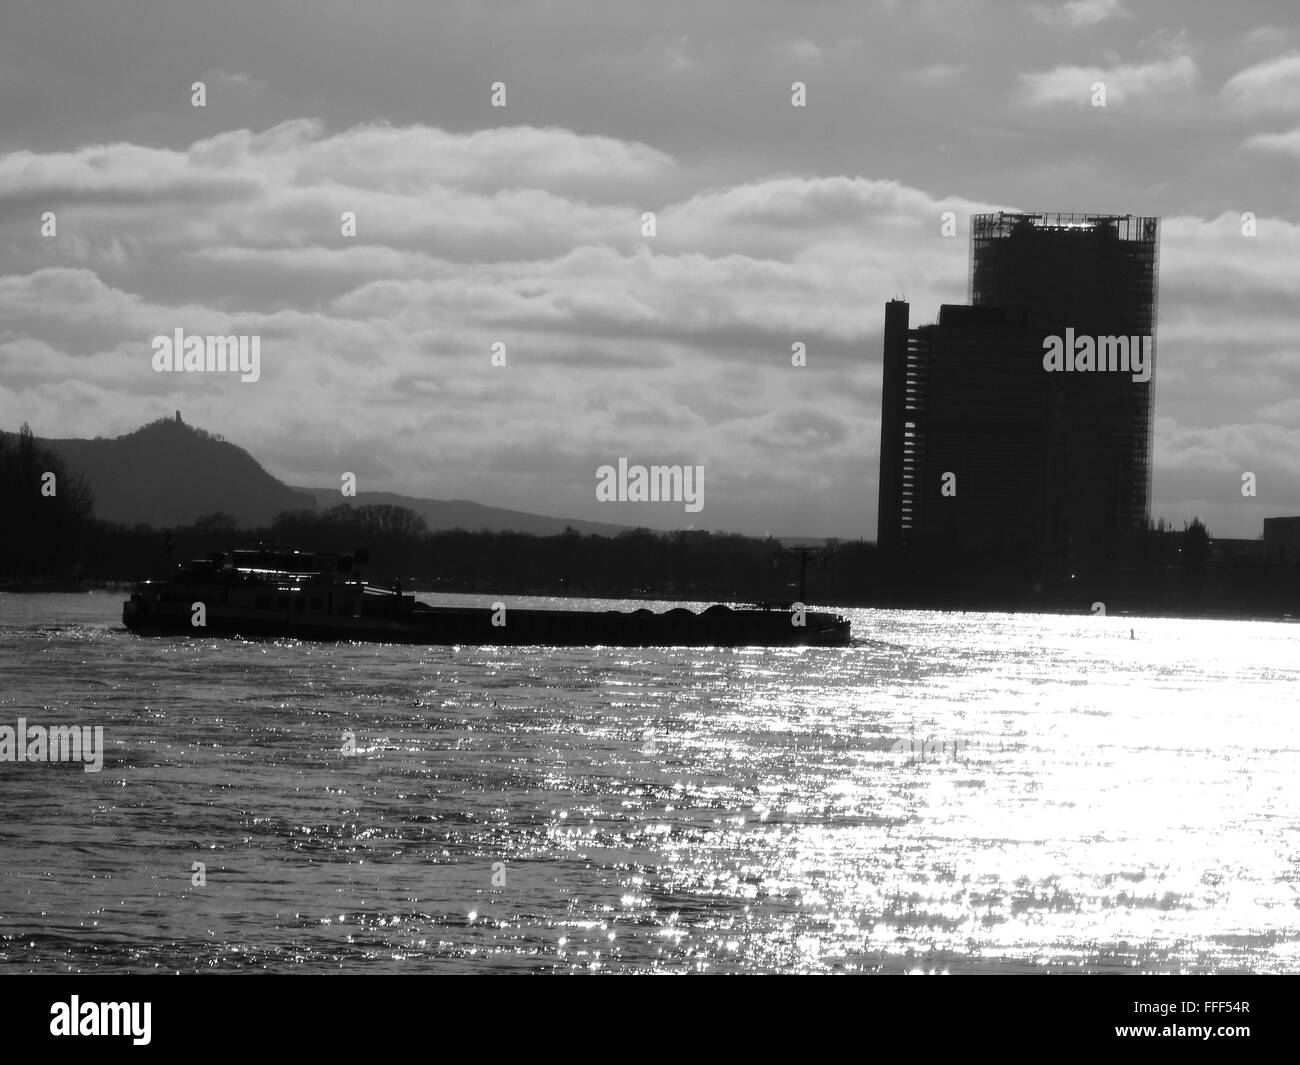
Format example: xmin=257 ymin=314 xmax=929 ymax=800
xmin=877 ymin=212 xmax=1160 ymax=596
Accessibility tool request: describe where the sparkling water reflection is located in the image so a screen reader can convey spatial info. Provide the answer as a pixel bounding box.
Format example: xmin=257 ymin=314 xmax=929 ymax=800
xmin=0 ymin=591 xmax=1297 ymax=973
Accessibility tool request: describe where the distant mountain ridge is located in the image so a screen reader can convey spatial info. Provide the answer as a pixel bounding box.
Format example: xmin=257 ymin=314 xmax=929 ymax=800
xmin=34 ymin=415 xmax=632 ymax=535
xmin=32 ymin=416 xmax=830 ymax=541
xmin=294 ymin=488 xmax=632 ymax=537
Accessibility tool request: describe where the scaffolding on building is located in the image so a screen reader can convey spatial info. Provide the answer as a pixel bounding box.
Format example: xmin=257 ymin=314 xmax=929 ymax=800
xmin=964 ymin=211 xmax=1161 ymax=578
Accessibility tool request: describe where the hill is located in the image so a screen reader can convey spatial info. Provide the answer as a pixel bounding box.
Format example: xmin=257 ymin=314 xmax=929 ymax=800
xmin=34 ymin=414 xmax=632 ymax=535
xmin=41 ymin=414 xmax=316 ymax=528
xmin=294 ymin=488 xmax=630 ymax=537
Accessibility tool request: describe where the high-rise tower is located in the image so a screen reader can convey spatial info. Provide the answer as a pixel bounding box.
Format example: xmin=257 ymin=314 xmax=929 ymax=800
xmin=877 ymin=212 xmax=1160 ymax=593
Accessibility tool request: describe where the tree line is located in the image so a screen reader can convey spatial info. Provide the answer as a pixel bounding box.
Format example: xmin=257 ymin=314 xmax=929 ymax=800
xmin=1 ymin=425 xmax=1294 ymax=615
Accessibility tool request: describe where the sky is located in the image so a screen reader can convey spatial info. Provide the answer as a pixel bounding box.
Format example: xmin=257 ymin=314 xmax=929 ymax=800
xmin=1 ymin=0 xmax=1299 ymax=540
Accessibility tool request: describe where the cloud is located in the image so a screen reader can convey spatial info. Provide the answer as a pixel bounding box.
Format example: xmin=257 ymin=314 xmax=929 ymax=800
xmin=1028 ymin=0 xmax=1130 ymax=29
xmin=904 ymin=63 xmax=966 ymax=88
xmin=200 ymin=69 xmax=266 ymax=94
xmin=0 ymin=120 xmax=998 ymax=534
xmin=0 ymin=141 xmax=263 ymax=206
xmin=1019 ymin=54 xmax=1196 ymax=106
xmin=1 ymin=116 xmax=1297 ymax=538
xmin=1222 ymin=52 xmax=1300 ymax=114
xmin=0 ymin=119 xmax=674 ymax=212
xmin=1237 ymin=25 xmax=1292 ymax=50
xmin=770 ymin=39 xmax=824 ymax=66
xmin=1243 ymin=125 xmax=1300 ymax=156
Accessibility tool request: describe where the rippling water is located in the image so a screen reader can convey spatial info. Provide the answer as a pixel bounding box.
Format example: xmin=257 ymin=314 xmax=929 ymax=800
xmin=1 ymin=591 xmax=1297 ymax=973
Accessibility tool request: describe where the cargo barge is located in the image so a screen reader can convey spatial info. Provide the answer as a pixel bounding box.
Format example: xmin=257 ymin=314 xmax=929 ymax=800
xmin=122 ymin=549 xmax=852 ymax=647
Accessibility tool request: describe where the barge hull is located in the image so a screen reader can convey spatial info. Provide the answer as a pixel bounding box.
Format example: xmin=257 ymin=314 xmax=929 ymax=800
xmin=122 ymin=601 xmax=851 ymax=647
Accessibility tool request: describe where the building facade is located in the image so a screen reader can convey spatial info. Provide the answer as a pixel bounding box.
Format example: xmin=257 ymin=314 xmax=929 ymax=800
xmin=877 ymin=212 xmax=1160 ymax=593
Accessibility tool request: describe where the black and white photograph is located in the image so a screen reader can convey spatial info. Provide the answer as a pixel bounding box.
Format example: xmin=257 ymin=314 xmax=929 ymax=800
xmin=0 ymin=0 xmax=1294 ymax=1041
